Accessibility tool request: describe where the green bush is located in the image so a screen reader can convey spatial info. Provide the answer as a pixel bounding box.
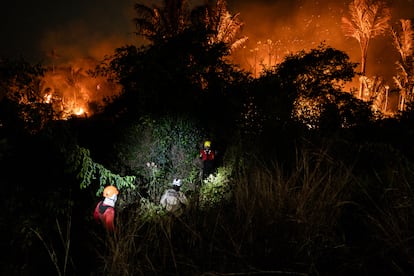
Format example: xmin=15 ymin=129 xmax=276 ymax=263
xmin=199 ymin=166 xmax=232 ymax=209
xmin=113 ymin=115 xmax=205 ymax=204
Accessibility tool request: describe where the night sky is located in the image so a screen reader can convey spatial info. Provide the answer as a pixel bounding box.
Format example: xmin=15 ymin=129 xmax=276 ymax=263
xmin=1 ymin=0 xmax=413 ymax=82
xmin=1 ymin=0 xmax=139 ymax=62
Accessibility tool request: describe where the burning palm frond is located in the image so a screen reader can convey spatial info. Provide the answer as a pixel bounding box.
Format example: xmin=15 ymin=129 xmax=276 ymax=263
xmin=341 ymin=0 xmax=391 ymax=98
xmin=392 ymin=19 xmax=414 ymax=111
xmin=341 ymin=0 xmax=391 ymax=54
xmin=200 ymin=0 xmax=248 ymax=52
xmin=392 ymin=19 xmax=414 ymax=62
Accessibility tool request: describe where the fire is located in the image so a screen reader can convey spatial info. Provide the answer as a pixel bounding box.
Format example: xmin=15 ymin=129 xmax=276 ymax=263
xmin=40 ymin=58 xmax=122 ymax=120
xmin=74 ymin=107 xmax=85 ymax=116
xmin=230 ymin=0 xmax=410 ymax=86
xmin=44 ymin=93 xmax=52 ymax=103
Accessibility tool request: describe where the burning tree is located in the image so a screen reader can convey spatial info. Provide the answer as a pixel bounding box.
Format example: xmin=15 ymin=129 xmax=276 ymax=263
xmin=392 ymin=19 xmax=414 ymax=111
xmin=0 ymin=58 xmax=56 ymax=133
xmin=341 ymin=0 xmax=391 ymax=98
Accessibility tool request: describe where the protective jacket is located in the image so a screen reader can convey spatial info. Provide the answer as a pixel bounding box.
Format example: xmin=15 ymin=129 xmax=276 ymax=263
xmin=160 ymin=189 xmax=188 ymax=213
xmin=94 ymin=200 xmax=116 ymax=232
xmin=200 ymin=148 xmax=215 ymax=161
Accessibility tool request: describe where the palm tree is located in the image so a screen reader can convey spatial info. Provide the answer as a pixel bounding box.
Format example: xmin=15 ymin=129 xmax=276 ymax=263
xmin=133 ymin=0 xmax=191 ymax=44
xmin=133 ymin=0 xmax=247 ymax=52
xmin=392 ymin=19 xmax=414 ymax=111
xmin=192 ymin=0 xmax=248 ymax=53
xmin=341 ymin=0 xmax=391 ymax=98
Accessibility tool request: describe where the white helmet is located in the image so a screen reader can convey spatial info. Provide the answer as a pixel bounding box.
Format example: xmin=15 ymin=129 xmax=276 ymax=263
xmin=173 ymin=178 xmax=182 ymax=187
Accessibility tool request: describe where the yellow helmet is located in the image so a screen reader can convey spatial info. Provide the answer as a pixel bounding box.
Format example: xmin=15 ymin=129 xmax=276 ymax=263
xmin=103 ymin=186 xmax=119 ymax=198
xmin=204 ymin=140 xmax=211 ymax=148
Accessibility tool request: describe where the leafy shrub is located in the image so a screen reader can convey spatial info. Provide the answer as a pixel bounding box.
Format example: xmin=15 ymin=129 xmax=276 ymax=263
xmin=199 ymin=166 xmax=232 ymax=209
xmin=113 ymin=115 xmax=205 ymax=204
xmin=66 ymin=145 xmax=136 ymax=196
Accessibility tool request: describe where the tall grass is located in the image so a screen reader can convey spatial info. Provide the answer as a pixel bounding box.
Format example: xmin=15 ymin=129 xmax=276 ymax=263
xmin=31 ymin=217 xmax=73 ymax=276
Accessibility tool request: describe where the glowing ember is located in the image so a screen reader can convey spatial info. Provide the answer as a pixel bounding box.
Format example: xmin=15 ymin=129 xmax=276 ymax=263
xmin=44 ymin=93 xmax=52 ymax=103
xmin=74 ymin=107 xmax=85 ymax=116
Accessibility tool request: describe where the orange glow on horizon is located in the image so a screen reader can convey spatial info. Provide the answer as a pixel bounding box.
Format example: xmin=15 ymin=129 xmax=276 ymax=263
xmin=33 ymin=0 xmax=411 ymax=118
xmin=229 ymin=0 xmax=411 ymax=85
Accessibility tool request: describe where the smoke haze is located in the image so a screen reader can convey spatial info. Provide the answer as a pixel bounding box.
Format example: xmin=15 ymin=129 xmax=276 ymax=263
xmin=228 ymin=0 xmax=414 ymax=82
xmin=1 ymin=0 xmax=413 ymax=83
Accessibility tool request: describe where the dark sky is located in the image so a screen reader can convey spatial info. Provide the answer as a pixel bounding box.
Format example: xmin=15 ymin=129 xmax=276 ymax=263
xmin=0 ymin=0 xmax=139 ymax=62
xmin=0 ymin=0 xmax=206 ymax=63
xmin=1 ymin=0 xmax=413 ymax=82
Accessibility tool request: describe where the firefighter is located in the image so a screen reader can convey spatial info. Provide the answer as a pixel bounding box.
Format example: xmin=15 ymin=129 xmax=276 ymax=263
xmin=160 ymin=179 xmax=188 ymax=214
xmin=93 ymin=185 xmax=119 ymax=232
xmin=199 ymin=140 xmax=216 ymax=179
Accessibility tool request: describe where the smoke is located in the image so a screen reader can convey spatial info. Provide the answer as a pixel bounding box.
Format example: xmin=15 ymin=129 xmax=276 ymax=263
xmin=2 ymin=0 xmax=413 ymax=84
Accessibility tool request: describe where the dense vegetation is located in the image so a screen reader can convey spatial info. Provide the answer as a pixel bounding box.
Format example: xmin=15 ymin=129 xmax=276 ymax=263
xmin=1 ymin=1 xmax=414 ymax=275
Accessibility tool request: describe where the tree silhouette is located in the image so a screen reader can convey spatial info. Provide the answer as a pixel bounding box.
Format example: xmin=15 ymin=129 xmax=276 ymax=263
xmin=190 ymin=0 xmax=248 ymax=53
xmin=101 ymin=0 xmax=248 ymax=123
xmin=392 ymin=19 xmax=414 ymax=111
xmin=133 ymin=0 xmax=191 ymax=44
xmin=133 ymin=0 xmax=247 ymax=52
xmin=253 ymin=45 xmax=361 ymax=131
xmin=341 ymin=0 xmax=391 ymax=98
